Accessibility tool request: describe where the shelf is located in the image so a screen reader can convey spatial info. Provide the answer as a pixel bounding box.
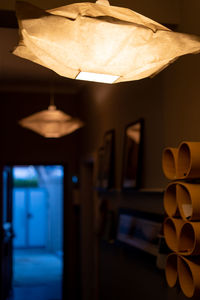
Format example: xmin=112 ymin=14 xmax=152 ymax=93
xmin=138 ymin=188 xmax=164 ymax=193
xmin=95 ymin=187 xmax=164 ymax=194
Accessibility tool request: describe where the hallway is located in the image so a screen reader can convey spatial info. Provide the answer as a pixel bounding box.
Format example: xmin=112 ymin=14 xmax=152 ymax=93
xmin=8 ymin=249 xmax=63 ymax=300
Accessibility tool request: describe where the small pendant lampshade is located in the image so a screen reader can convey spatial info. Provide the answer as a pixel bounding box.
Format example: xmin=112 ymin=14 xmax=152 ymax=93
xmin=19 ymin=104 xmax=84 ymax=138
xmin=13 ymin=0 xmax=200 ymax=84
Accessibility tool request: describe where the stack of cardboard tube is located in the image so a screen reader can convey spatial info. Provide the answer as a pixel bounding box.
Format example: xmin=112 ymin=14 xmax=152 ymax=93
xmin=162 ymin=142 xmax=200 ymax=299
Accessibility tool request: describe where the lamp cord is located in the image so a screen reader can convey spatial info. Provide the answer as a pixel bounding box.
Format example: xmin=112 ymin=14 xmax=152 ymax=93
xmin=50 ymin=93 xmax=55 ymax=106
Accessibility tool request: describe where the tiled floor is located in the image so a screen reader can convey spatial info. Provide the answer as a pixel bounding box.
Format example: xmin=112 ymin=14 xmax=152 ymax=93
xmin=8 ymin=249 xmax=63 ymax=300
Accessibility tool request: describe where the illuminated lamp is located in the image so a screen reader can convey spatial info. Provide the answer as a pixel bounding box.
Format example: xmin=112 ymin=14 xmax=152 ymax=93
xmin=13 ymin=0 xmax=200 ymax=84
xmin=19 ymin=98 xmax=84 ymax=138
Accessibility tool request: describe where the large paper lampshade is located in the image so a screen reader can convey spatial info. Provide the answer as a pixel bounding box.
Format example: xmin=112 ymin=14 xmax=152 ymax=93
xmin=19 ymin=105 xmax=84 ymax=138
xmin=13 ymin=0 xmax=200 ymax=83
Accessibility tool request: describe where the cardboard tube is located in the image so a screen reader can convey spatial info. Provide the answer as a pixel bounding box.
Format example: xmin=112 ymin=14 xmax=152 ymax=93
xmin=162 ymin=147 xmax=178 ymax=180
xmin=178 ymin=256 xmax=200 ymax=298
xmin=163 ymin=217 xmax=185 ymax=252
xmin=164 ymin=182 xmax=180 ymax=217
xmin=177 ymin=142 xmax=200 ymax=179
xmin=165 ymin=253 xmax=178 ymax=288
xmin=179 ymin=222 xmax=200 ymax=256
xmin=177 ymin=182 xmax=200 ymax=221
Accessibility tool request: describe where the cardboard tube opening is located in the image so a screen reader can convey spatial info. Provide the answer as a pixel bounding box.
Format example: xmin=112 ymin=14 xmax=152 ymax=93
xmin=163 ymin=218 xmax=178 ymax=252
xmin=165 ymin=254 xmax=178 ymax=287
xmin=177 ymin=143 xmax=191 ymax=178
xmin=179 ymin=223 xmax=195 ymax=254
xmin=162 ymin=148 xmax=177 ymax=180
xmin=177 ymin=184 xmax=192 ymax=220
xmin=164 ymin=183 xmax=179 ymax=217
xmin=178 ymin=258 xmax=194 ymax=298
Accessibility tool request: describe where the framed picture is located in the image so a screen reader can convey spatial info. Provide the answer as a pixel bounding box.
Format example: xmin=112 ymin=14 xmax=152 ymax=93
xmin=116 ymin=208 xmax=163 ymax=256
xmin=96 ymin=130 xmax=115 ymax=190
xmin=121 ymin=119 xmax=144 ymax=190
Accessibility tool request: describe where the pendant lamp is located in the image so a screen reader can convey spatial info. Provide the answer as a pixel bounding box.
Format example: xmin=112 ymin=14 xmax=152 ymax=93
xmin=13 ymin=0 xmax=200 ymax=84
xmin=19 ymin=96 xmax=84 ymax=138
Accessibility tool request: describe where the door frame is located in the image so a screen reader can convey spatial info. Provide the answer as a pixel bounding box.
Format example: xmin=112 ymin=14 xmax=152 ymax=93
xmin=0 ymin=166 xmax=14 ymax=300
xmin=79 ymin=155 xmax=100 ymax=300
xmin=0 ymin=160 xmax=78 ymax=300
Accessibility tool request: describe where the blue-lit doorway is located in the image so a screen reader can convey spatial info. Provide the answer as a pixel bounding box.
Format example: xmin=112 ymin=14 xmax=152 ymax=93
xmin=11 ymin=165 xmax=64 ymax=300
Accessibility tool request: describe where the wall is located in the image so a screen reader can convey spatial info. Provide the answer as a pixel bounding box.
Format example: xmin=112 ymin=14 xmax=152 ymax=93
xmin=78 ymin=58 xmax=168 ymax=300
xmin=0 ymin=92 xmax=82 ymax=167
xmin=163 ymin=0 xmax=200 ymax=148
xmin=79 ymin=76 xmax=166 ymax=190
xmin=99 ymin=243 xmax=188 ymax=300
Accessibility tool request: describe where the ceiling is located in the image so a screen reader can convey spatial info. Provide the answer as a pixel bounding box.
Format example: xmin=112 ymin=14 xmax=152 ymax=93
xmin=0 ymin=0 xmax=180 ymax=22
xmin=0 ymin=0 xmax=180 ymax=93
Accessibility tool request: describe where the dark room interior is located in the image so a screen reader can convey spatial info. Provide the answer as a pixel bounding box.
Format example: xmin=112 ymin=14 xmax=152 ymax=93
xmin=1 ymin=0 xmax=200 ymax=300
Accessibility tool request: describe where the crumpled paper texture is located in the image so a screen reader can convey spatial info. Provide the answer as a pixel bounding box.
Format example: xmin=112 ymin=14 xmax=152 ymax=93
xmin=13 ymin=0 xmax=200 ymax=83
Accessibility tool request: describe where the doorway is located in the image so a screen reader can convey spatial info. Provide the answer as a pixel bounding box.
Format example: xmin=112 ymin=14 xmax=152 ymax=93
xmin=10 ymin=165 xmax=64 ymax=300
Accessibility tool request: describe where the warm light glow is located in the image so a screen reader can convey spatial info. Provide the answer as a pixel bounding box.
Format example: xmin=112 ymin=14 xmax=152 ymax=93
xmin=76 ymin=72 xmax=119 ymax=84
xmin=13 ymin=0 xmax=200 ymax=83
xmin=19 ymin=105 xmax=84 ymax=138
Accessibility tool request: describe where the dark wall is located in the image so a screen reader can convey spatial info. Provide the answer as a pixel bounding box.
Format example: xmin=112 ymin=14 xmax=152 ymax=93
xmin=0 ymin=92 xmax=82 ymax=167
xmin=99 ymin=242 xmax=188 ymax=300
xmin=79 ymin=75 xmax=166 ymax=190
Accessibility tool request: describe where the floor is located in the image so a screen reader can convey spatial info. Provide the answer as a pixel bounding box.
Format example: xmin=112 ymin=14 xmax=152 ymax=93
xmin=8 ymin=249 xmax=63 ymax=300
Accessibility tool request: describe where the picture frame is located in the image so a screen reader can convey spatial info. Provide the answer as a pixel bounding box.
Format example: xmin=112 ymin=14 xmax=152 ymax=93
xmin=96 ymin=130 xmax=115 ymax=190
xmin=121 ymin=119 xmax=144 ymax=190
xmin=116 ymin=208 xmax=163 ymax=256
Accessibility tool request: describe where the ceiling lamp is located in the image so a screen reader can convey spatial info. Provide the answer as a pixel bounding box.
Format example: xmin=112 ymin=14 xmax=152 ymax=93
xmin=13 ymin=1 xmax=200 ymax=84
xmin=19 ymin=99 xmax=84 ymax=138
